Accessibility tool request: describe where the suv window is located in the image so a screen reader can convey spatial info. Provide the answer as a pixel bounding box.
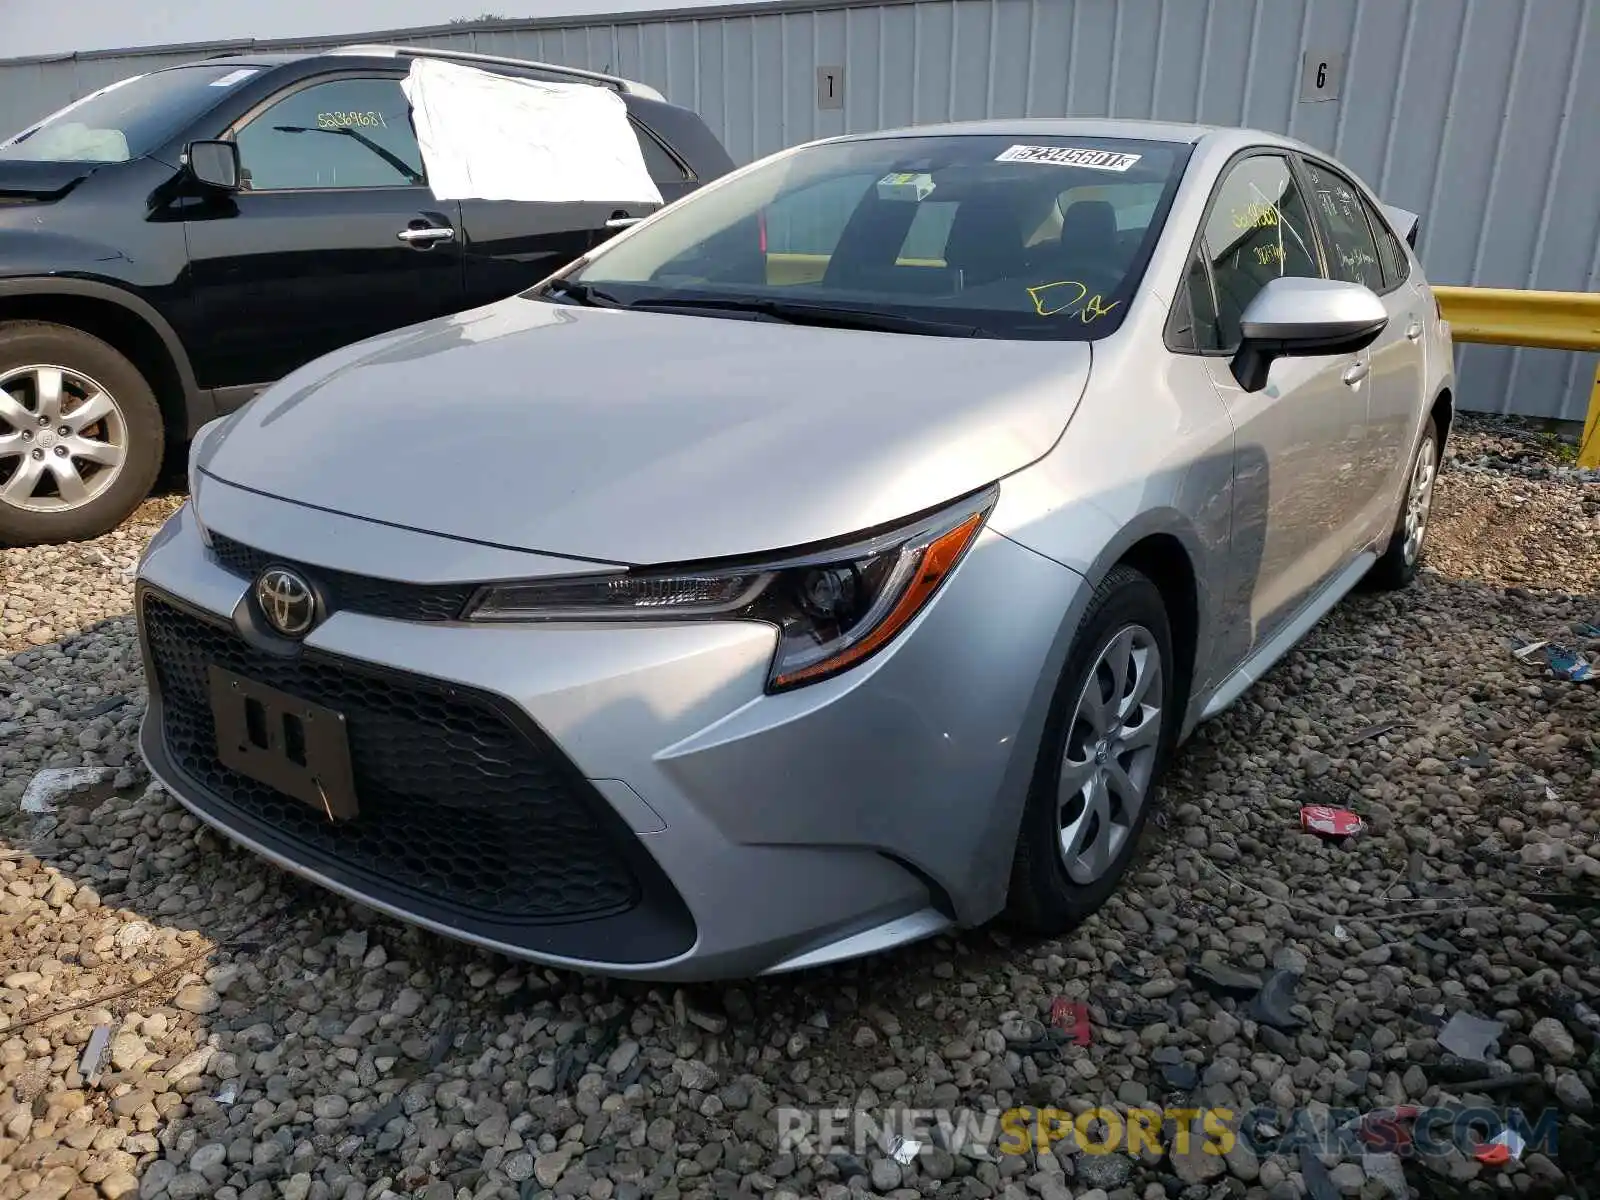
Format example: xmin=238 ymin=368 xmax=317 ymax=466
xmin=1304 ymin=160 xmax=1383 ymax=293
xmin=633 ymin=122 xmax=688 ymax=182
xmin=0 ymin=65 xmax=259 ymax=163
xmin=1198 ymin=154 xmax=1322 ymax=352
xmin=234 ymin=77 xmax=424 ymax=192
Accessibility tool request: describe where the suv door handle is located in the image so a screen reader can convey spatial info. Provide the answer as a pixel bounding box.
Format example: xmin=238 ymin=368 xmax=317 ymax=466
xmin=397 ymin=225 xmax=455 ymax=245
xmin=1404 ymin=318 xmax=1424 ymax=341
xmin=1341 ymin=360 xmax=1371 ymax=387
xmin=604 ymin=216 xmax=644 ymax=229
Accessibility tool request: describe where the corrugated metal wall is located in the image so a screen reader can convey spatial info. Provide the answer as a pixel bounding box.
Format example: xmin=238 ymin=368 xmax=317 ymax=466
xmin=2 ymin=0 xmax=1596 ymax=420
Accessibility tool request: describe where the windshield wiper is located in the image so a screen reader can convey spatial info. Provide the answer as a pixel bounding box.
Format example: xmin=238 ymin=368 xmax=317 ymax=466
xmin=271 ymin=126 xmax=423 ymax=185
xmin=540 ymin=278 xmax=626 ymax=308
xmin=622 ymin=295 xmax=983 ymax=338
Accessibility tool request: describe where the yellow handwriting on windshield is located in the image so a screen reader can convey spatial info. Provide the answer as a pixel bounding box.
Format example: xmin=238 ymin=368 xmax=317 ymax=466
xmin=1027 ymin=280 xmax=1121 ymax=323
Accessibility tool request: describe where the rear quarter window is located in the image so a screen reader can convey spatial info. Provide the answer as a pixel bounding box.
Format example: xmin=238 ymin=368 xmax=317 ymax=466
xmin=633 ymin=121 xmax=689 ymax=183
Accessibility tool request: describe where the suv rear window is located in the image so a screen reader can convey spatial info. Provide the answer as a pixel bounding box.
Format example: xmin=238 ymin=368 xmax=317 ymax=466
xmin=0 ymin=65 xmax=260 ymax=164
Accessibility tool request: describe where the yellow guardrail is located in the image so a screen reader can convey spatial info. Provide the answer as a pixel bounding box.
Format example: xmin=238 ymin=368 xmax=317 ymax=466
xmin=1432 ymin=286 xmax=1600 ymax=468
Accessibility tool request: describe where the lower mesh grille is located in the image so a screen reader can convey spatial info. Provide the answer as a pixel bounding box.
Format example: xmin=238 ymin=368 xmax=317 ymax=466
xmin=140 ymin=591 xmax=641 ymax=923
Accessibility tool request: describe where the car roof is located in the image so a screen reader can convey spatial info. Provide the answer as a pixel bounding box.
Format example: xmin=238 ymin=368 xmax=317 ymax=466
xmin=185 ymin=46 xmax=665 ymax=100
xmin=827 ymin=117 xmax=1315 ymax=156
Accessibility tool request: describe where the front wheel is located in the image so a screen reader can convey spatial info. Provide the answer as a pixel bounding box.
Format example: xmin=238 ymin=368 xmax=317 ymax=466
xmin=1005 ymin=564 xmax=1177 ymax=933
xmin=1365 ymin=415 xmax=1439 ymax=591
xmin=0 ymin=321 xmax=164 ymax=546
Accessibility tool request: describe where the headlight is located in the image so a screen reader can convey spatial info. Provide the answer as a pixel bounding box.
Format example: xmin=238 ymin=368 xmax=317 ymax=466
xmin=466 ymin=487 xmax=996 ymax=692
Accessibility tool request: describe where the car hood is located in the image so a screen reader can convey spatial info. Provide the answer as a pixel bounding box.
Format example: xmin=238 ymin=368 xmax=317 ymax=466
xmin=0 ymin=160 xmax=98 ymax=200
xmin=199 ymin=297 xmax=1092 ymax=566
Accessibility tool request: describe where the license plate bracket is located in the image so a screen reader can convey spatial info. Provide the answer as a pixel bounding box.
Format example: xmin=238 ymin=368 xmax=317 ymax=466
xmin=206 ymin=664 xmax=358 ymax=821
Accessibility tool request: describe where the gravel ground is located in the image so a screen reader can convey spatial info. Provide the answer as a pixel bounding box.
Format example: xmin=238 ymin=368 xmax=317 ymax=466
xmin=0 ymin=416 xmax=1596 ymax=1200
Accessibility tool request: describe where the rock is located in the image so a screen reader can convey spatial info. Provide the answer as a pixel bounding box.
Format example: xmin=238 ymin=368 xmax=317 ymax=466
xmin=1169 ymin=1115 xmax=1226 ymax=1185
xmin=1328 ymin=1162 xmax=1365 ymax=1195
xmin=1555 ymin=1071 xmax=1592 ymax=1113
xmin=173 ymin=985 xmax=220 ymax=1014
xmin=1528 ymin=1017 xmax=1577 ymax=1064
xmin=278 ymin=1176 xmax=312 ymax=1200
xmin=312 ymin=1095 xmax=349 ymax=1120
xmin=1074 ymin=1154 xmax=1133 ymax=1190
xmin=139 ymin=1161 xmax=177 ymax=1199
xmin=1224 ymin=1138 xmax=1259 ymax=1182
xmin=870 ymin=1158 xmax=901 ymax=1191
xmin=109 ymin=1031 xmax=146 ymax=1071
xmin=536 ymin=1150 xmax=573 ymax=1188
xmin=166 ymin=1175 xmax=211 ymax=1200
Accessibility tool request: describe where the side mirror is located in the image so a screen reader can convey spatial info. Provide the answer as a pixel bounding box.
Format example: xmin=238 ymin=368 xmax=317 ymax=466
xmin=185 ymin=139 xmax=240 ymax=191
xmin=1230 ymin=276 xmax=1388 ymax=393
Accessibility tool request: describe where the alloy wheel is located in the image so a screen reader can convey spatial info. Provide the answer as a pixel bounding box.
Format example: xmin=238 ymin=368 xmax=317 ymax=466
xmin=1402 ymin=435 xmax=1437 ymax=565
xmin=0 ymin=364 xmax=128 ymax=513
xmin=1057 ymin=623 xmax=1164 ymax=885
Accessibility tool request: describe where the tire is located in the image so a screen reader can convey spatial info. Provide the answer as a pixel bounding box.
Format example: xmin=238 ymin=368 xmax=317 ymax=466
xmin=0 ymin=321 xmax=164 ymax=546
xmin=1005 ymin=564 xmax=1178 ymax=934
xmin=1365 ymin=415 xmax=1439 ymax=592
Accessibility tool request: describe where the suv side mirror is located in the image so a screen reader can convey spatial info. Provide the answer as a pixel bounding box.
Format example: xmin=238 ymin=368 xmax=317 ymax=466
xmin=1231 ymin=276 xmax=1388 ymax=393
xmin=186 ymin=140 xmax=240 ymax=191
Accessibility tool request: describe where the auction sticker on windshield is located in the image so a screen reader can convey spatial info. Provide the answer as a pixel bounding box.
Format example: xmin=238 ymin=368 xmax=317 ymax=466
xmin=996 ymin=145 xmax=1141 ymax=171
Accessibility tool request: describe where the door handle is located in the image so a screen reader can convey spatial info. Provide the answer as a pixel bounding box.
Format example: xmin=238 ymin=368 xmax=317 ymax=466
xmin=1341 ymin=360 xmax=1371 ymax=387
xmin=397 ymin=225 xmax=455 ymax=245
xmin=1405 ymin=318 xmax=1424 ymax=341
xmin=604 ymin=216 xmax=644 ymax=229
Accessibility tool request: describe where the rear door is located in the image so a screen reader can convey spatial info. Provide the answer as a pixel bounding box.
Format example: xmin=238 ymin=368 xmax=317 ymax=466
xmin=1299 ymin=156 xmax=1426 ymax=541
xmin=184 ymin=72 xmax=465 ymax=396
xmin=456 ymin=115 xmax=687 ymax=309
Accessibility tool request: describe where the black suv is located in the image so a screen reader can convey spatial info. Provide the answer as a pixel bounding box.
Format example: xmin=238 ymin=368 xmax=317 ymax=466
xmin=0 ymin=45 xmax=733 ymax=545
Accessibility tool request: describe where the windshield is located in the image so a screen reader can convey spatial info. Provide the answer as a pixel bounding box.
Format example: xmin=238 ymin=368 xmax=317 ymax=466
xmin=0 ymin=65 xmax=261 ymax=164
xmin=554 ymin=133 xmax=1190 ymax=339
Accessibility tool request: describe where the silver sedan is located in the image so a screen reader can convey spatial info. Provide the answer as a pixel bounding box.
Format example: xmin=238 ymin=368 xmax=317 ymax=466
xmin=136 ymin=119 xmax=1453 ymax=980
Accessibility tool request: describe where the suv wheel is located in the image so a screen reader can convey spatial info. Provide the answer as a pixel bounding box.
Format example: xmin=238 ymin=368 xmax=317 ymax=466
xmin=1006 ymin=565 xmax=1177 ymax=933
xmin=0 ymin=322 xmax=163 ymax=546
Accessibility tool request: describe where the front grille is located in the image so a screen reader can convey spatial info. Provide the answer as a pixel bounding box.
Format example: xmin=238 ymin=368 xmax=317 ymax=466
xmin=210 ymin=534 xmax=476 ymax=623
xmin=141 ymin=592 xmax=641 ymax=923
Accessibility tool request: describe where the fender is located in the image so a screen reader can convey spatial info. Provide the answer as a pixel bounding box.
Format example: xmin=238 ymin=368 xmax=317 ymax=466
xmin=0 ymin=273 xmax=209 ymax=431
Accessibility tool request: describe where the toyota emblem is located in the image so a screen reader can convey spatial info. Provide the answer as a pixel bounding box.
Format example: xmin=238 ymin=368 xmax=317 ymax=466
xmin=255 ymin=567 xmax=318 ymax=638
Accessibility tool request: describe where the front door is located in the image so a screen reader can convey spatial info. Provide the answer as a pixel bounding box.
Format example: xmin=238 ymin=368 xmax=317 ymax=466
xmin=182 ymin=74 xmax=465 ymax=395
xmin=456 ymin=118 xmax=678 ymax=309
xmin=1194 ymin=153 xmax=1373 ymax=653
xmin=1301 ymin=156 xmax=1427 ymax=543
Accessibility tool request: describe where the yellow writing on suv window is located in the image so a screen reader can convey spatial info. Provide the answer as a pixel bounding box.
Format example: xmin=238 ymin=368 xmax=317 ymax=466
xmin=317 ymin=111 xmax=389 ymax=130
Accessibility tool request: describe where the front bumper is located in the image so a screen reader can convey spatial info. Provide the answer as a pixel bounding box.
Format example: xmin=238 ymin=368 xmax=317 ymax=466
xmin=136 ymin=487 xmax=1085 ymax=980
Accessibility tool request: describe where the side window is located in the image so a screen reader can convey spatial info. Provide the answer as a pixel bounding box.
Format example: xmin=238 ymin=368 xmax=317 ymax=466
xmin=633 ymin=122 xmax=689 ymax=183
xmin=1199 ymin=154 xmax=1322 ymax=352
xmin=1169 ymin=246 xmax=1220 ymax=353
xmin=233 ymin=77 xmax=423 ymax=192
xmin=1303 ymin=160 xmax=1384 ymax=293
xmin=1363 ymin=197 xmax=1411 ymax=289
